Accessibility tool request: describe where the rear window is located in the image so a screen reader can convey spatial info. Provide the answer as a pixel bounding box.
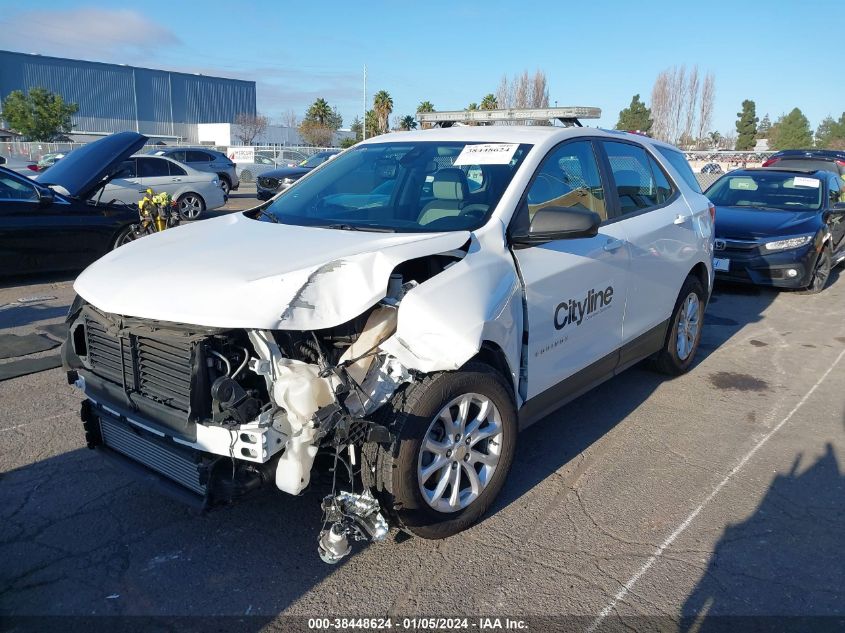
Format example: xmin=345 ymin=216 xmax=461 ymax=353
xmin=656 ymin=146 xmax=701 ymax=193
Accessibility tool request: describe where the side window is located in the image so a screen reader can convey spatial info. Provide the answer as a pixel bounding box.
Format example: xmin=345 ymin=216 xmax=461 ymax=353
xmin=186 ymin=150 xmax=212 ymax=163
xmin=830 ymin=177 xmax=842 ymax=203
xmin=648 ymin=155 xmax=673 ymax=204
xmin=656 ymin=146 xmax=702 ymax=193
xmin=113 ymin=159 xmax=136 ymax=179
xmin=604 ymin=141 xmax=663 ymax=215
xmin=169 ymin=161 xmax=186 ymax=176
xmin=169 ymin=150 xmax=187 ymax=162
xmin=0 ymin=173 xmax=38 ymax=201
xmin=137 ymin=158 xmax=170 ymax=178
xmin=524 ymin=140 xmax=607 ymax=222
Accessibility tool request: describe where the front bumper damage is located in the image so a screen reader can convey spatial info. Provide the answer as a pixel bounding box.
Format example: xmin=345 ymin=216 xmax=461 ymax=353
xmin=65 ymin=300 xmax=413 ymax=564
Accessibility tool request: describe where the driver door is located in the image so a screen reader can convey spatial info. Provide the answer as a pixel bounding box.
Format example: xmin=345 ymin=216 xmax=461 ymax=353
xmin=511 ymin=139 xmax=630 ymax=401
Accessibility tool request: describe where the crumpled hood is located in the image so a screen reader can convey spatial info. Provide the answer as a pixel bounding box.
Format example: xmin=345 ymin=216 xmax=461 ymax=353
xmin=714 ymin=206 xmax=820 ymax=239
xmin=74 ymin=213 xmax=470 ymax=330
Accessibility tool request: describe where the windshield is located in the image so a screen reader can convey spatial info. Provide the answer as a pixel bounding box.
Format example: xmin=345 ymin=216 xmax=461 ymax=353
xmin=261 ymin=141 xmax=532 ymax=232
xmin=706 ymin=172 xmax=823 ymax=211
xmin=301 ymin=152 xmax=336 ymax=168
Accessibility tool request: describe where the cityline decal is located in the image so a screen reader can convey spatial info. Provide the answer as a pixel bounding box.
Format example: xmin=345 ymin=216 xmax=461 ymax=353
xmin=554 ymin=285 xmax=614 ymax=330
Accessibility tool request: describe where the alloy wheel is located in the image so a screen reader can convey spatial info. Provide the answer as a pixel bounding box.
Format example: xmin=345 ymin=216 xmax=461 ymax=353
xmin=417 ymin=393 xmax=503 ymax=513
xmin=676 ymin=292 xmax=701 ymax=361
xmin=179 ymin=195 xmax=203 ymax=220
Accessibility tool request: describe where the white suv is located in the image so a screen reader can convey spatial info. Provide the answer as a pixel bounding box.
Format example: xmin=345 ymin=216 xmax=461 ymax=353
xmin=63 ymin=124 xmax=713 ymax=562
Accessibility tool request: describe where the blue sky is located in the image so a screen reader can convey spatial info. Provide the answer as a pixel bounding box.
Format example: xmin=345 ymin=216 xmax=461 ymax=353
xmin=1 ymin=0 xmax=842 ymax=134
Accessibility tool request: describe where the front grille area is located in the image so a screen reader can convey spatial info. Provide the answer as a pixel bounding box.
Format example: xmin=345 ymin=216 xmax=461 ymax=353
xmin=257 ymin=176 xmax=280 ymax=190
xmin=85 ymin=314 xmax=194 ymax=412
xmin=99 ymin=414 xmax=206 ymax=495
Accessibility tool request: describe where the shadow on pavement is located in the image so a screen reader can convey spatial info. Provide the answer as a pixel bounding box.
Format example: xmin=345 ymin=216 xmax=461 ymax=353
xmin=681 ymin=441 xmax=844 ymax=630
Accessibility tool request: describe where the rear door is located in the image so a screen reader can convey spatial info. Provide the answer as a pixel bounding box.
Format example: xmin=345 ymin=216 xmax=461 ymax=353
xmin=137 ymin=157 xmax=177 ymax=195
xmin=511 ymin=139 xmax=630 ymax=400
xmin=185 ymin=150 xmax=215 ymax=175
xmin=827 ymin=175 xmax=845 ymax=254
xmin=597 ymin=140 xmax=701 ymax=344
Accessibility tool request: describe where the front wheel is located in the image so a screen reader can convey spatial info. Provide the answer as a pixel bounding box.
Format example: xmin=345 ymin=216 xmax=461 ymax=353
xmin=651 ymin=275 xmax=705 ymax=375
xmin=113 ymin=224 xmax=141 ymax=249
xmin=177 ymin=193 xmax=205 ymax=220
xmin=363 ymin=362 xmax=517 ymax=539
xmin=797 ymin=246 xmax=831 ymax=295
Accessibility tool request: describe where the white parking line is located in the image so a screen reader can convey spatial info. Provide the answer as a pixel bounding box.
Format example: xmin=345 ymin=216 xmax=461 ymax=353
xmin=587 ymin=347 xmax=845 ymax=632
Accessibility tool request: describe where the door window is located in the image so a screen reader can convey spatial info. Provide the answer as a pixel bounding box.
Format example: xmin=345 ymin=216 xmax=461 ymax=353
xmin=0 ymin=173 xmax=38 ymax=201
xmin=169 ymin=162 xmax=187 ymax=176
xmin=113 ymin=159 xmax=137 ymax=179
xmin=604 ymin=141 xmax=673 ymax=215
xmin=169 ymin=150 xmax=187 ymax=162
xmin=186 ymin=150 xmax=212 ymax=163
xmin=523 ymin=140 xmax=607 ymax=224
xmin=137 ymin=158 xmax=170 ymax=178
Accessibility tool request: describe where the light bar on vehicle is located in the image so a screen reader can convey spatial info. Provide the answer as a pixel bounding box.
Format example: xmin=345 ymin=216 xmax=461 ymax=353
xmin=416 ymin=107 xmax=602 ymax=128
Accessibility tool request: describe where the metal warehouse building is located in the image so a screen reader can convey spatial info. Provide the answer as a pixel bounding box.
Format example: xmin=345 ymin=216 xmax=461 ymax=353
xmin=0 ymin=50 xmax=256 ymax=142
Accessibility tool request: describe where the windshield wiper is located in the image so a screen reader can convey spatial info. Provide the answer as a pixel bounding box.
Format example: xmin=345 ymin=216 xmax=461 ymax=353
xmin=255 ymin=208 xmax=280 ymax=223
xmin=323 ymin=223 xmax=395 ymax=233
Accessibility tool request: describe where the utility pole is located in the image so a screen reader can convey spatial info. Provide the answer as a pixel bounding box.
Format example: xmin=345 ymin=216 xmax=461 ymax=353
xmin=362 ymin=64 xmax=367 ymax=141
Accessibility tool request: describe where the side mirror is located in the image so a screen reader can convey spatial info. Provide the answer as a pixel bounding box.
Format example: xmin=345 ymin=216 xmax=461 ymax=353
xmin=37 ymin=187 xmax=54 ymax=208
xmin=511 ymin=206 xmax=602 ymax=245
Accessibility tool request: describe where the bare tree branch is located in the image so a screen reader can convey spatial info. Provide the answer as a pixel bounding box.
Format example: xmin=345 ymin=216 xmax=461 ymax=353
xmin=233 ymin=113 xmax=268 ymax=145
xmin=697 ymin=73 xmax=716 ymax=149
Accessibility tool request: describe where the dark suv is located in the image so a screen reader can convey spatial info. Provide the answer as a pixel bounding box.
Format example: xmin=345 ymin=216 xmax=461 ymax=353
xmin=762 ymin=149 xmax=845 ymax=177
xmin=150 ymin=147 xmax=239 ymax=195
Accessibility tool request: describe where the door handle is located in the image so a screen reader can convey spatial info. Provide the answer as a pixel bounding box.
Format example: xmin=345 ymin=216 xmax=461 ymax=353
xmin=674 ymin=214 xmax=690 ymax=225
xmin=603 ymin=238 xmax=625 ymax=252
xmin=171 ymin=178 xmax=182 ymax=182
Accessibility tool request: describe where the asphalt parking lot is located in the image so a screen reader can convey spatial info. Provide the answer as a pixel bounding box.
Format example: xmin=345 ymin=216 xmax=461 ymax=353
xmin=1 ymin=267 xmax=843 ymax=630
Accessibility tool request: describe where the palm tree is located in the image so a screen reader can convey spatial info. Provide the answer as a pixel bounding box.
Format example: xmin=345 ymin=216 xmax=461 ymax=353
xmin=467 ymin=102 xmax=478 ymax=111
xmin=373 ymin=90 xmax=393 ymax=134
xmin=307 ymin=98 xmax=331 ymax=125
xmin=416 ymin=100 xmax=435 ymax=114
xmin=480 ymin=94 xmax=498 ymax=110
xmin=399 ymin=115 xmax=417 ymax=131
xmin=417 ymin=100 xmax=435 ymax=129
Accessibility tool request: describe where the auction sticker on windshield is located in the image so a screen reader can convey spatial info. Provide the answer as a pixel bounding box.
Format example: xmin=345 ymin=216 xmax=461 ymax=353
xmin=792 ymin=176 xmax=820 ymax=188
xmin=454 ymin=143 xmax=519 ymax=165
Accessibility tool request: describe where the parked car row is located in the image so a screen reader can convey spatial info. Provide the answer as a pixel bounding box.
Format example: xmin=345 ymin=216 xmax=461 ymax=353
xmin=256 ymin=150 xmax=340 ymax=200
xmin=0 ymin=132 xmax=223 ymax=275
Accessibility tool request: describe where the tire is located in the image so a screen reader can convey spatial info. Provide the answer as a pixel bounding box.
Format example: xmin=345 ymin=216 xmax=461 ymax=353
xmin=363 ymin=362 xmax=517 ymax=539
xmin=177 ymin=193 xmax=205 ymax=220
xmin=219 ymin=176 xmax=231 ymax=196
xmin=797 ymin=246 xmax=831 ymax=295
xmin=113 ymin=224 xmax=140 ymax=249
xmin=652 ymin=275 xmax=705 ymax=376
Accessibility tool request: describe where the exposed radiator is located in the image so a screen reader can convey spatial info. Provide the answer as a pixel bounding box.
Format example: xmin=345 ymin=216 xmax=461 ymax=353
xmin=99 ymin=414 xmax=206 ymax=496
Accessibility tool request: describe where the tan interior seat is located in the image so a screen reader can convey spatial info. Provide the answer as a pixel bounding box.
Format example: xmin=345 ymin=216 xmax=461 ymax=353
xmin=418 ymin=168 xmax=469 ymax=225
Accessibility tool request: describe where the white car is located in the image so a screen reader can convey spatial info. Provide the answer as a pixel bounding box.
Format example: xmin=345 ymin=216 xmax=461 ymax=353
xmin=236 ymin=154 xmax=280 ymax=183
xmin=63 ymin=117 xmax=714 ymax=563
xmin=100 ymin=154 xmax=225 ymax=219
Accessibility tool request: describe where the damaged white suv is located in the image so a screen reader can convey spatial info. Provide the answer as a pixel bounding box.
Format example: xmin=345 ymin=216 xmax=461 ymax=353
xmin=63 ymin=123 xmax=714 ymax=563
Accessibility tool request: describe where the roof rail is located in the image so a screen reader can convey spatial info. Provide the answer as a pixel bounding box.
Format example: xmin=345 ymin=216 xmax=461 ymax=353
xmin=416 ymin=107 xmax=601 ymax=128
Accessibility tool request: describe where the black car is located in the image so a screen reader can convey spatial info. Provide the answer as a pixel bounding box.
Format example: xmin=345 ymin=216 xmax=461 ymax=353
xmin=762 ymin=149 xmax=845 ymax=176
xmin=0 ymin=132 xmax=147 ymax=276
xmin=706 ymin=168 xmax=845 ymax=293
xmin=256 ymin=150 xmax=339 ymax=200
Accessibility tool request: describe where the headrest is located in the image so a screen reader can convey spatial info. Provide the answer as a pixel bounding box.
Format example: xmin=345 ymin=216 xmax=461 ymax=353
xmin=432 ymin=168 xmax=468 ymax=201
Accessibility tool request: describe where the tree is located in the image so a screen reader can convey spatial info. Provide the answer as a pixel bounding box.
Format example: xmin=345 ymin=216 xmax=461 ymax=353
xmin=306 ymin=98 xmax=332 ymax=125
xmin=615 ymin=94 xmax=653 ymax=133
xmin=339 ymin=137 xmax=357 ymax=149
xmin=1 ymin=87 xmax=78 ymax=141
xmin=709 ymin=131 xmax=722 ymax=149
xmin=467 ymin=102 xmax=478 ymax=111
xmin=769 ymin=108 xmax=813 ymax=150
xmin=696 ymin=72 xmax=715 ymax=148
xmin=373 ymin=90 xmax=393 ymax=134
xmin=399 ymin=115 xmax=417 ymax=131
xmin=757 ymin=113 xmax=771 ymax=139
xmin=815 ymin=113 xmax=845 ymax=149
xmin=281 ymin=109 xmax=298 ymax=128
xmin=365 ymin=109 xmax=379 ymax=138
xmin=480 ymin=94 xmax=498 ymax=110
xmin=417 ymin=100 xmax=435 ymax=129
xmin=298 ymin=120 xmax=334 ymax=146
xmin=350 ymin=116 xmax=363 ymax=142
xmin=233 ymin=112 xmax=268 ymax=145
xmin=494 ymin=70 xmax=549 ymax=124
xmin=735 ymin=100 xmax=758 ymax=150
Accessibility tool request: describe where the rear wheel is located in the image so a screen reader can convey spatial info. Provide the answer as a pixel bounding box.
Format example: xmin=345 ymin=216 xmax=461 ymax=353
xmin=177 ymin=193 xmax=205 ymax=220
xmin=652 ymin=275 xmax=705 ymax=375
xmin=219 ymin=176 xmax=231 ymax=196
xmin=363 ymin=362 xmax=517 ymax=539
xmin=798 ymin=246 xmax=831 ymax=295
